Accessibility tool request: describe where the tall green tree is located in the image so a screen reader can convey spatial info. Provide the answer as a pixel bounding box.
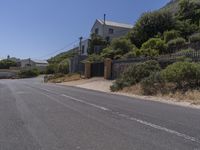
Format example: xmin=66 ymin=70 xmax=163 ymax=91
xmin=177 ymin=0 xmax=200 ymax=26
xmin=129 ymin=11 xmax=175 ymax=48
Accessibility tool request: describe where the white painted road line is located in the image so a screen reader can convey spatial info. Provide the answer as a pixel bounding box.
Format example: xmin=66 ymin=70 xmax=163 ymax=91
xmin=61 ymin=94 xmax=110 ymax=111
xmin=61 ymin=93 xmax=200 ymax=144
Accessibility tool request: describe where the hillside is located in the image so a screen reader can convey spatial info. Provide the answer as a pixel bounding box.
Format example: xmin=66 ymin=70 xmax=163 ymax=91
xmin=161 ymin=0 xmax=200 ymax=14
xmin=48 ymin=50 xmax=77 ymax=64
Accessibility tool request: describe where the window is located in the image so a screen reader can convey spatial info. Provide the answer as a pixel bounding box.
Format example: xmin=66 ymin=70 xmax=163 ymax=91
xmin=82 ymin=45 xmax=85 ymax=54
xmin=95 ymin=28 xmax=99 ymax=34
xmin=106 ymin=36 xmax=110 ymax=42
xmin=108 ymin=28 xmax=114 ymax=34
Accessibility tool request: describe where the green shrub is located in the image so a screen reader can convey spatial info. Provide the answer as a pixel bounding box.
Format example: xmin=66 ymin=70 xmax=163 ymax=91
xmin=189 ymin=33 xmax=200 ymax=43
xmin=101 ymin=47 xmax=115 ymax=59
xmin=88 ymin=34 xmax=108 ymax=54
xmin=101 ymin=38 xmax=136 ymax=59
xmin=111 ymin=38 xmax=135 ymax=54
xmin=167 ymin=37 xmax=186 ymax=48
xmin=111 ymin=60 xmax=161 ymax=91
xmin=46 ymin=64 xmax=58 ymax=74
xmin=18 ymin=68 xmax=39 ymax=78
xmin=141 ymin=38 xmax=167 ymax=54
xmin=161 ymin=62 xmax=200 ymax=89
xmin=58 ymin=59 xmax=69 ymax=74
xmin=85 ymin=54 xmax=103 ymax=62
xmin=0 ymin=59 xmax=17 ymax=69
xmin=163 ymin=30 xmax=180 ymax=43
xmin=139 ymin=48 xmax=159 ymax=57
xmin=141 ymin=72 xmax=165 ymax=95
xmin=129 ymin=11 xmax=175 ymax=47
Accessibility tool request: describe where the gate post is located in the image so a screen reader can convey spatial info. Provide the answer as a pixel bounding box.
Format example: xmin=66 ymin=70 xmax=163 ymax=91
xmin=84 ymin=62 xmax=91 ymax=78
xmin=104 ymin=58 xmax=112 ymax=80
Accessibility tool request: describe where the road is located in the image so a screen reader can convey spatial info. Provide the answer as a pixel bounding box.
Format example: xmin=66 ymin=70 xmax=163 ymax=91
xmin=0 ymin=78 xmax=200 ymax=150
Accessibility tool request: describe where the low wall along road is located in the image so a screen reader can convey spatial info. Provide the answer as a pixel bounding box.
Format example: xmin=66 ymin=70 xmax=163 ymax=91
xmin=0 ymin=69 xmax=19 ymax=79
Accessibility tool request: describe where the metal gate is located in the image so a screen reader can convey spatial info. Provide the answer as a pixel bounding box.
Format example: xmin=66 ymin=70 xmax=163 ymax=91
xmin=91 ymin=62 xmax=104 ymax=77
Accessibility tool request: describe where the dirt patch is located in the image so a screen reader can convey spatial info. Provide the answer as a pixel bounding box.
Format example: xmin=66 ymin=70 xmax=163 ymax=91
xmin=60 ymin=77 xmax=114 ymax=92
xmin=47 ymin=74 xmax=81 ymax=83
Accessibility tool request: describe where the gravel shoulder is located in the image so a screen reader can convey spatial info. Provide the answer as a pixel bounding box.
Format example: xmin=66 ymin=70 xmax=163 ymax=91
xmin=59 ymin=78 xmax=200 ymax=109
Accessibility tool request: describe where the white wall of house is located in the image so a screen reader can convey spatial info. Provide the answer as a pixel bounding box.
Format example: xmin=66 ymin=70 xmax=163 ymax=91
xmin=91 ymin=19 xmax=133 ymax=42
xmin=80 ymin=39 xmax=90 ymax=56
xmin=20 ymin=59 xmax=48 ymax=71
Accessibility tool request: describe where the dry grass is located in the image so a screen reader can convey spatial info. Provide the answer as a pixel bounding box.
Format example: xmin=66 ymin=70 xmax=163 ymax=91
xmin=163 ymin=90 xmax=200 ymax=105
xmin=119 ymin=84 xmax=200 ymax=105
xmin=48 ymin=73 xmax=81 ymax=83
xmin=121 ymin=84 xmax=143 ymax=95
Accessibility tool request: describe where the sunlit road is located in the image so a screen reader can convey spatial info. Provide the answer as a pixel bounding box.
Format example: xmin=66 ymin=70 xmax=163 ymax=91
xmin=0 ymin=78 xmax=200 ymax=150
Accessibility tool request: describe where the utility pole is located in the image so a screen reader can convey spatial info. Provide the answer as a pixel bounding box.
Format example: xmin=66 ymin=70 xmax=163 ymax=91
xmin=103 ymin=14 xmax=106 ymax=39
xmin=79 ymin=36 xmax=83 ymax=55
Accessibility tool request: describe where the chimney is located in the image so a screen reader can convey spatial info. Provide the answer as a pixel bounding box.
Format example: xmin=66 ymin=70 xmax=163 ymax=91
xmin=104 ymin=14 xmax=106 ymax=25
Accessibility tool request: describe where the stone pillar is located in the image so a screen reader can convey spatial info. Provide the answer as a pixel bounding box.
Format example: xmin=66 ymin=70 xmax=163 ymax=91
xmin=84 ymin=62 xmax=91 ymax=78
xmin=104 ymin=58 xmax=112 ymax=80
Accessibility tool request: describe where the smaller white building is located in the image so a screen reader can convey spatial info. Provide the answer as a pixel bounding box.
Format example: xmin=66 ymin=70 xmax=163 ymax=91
xmin=80 ymin=39 xmax=90 ymax=56
xmin=20 ymin=59 xmax=48 ymax=71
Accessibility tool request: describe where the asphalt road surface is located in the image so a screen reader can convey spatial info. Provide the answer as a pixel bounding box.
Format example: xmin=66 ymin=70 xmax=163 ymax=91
xmin=0 ymin=77 xmax=200 ymax=150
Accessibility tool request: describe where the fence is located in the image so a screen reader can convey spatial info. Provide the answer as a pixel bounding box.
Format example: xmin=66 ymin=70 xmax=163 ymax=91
xmin=111 ymin=51 xmax=200 ymax=79
xmin=69 ymin=55 xmax=87 ymax=75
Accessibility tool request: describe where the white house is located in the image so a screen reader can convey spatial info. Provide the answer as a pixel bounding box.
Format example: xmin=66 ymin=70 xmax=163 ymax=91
xmin=91 ymin=19 xmax=133 ymax=41
xmin=79 ymin=19 xmax=133 ymax=56
xmin=20 ymin=59 xmax=48 ymax=71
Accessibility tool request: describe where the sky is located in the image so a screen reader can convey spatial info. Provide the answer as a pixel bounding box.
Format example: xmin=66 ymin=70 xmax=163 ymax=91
xmin=0 ymin=0 xmax=171 ymax=60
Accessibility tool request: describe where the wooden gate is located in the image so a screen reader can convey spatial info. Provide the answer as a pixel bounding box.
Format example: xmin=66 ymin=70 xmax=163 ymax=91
xmin=91 ymin=62 xmax=104 ymax=77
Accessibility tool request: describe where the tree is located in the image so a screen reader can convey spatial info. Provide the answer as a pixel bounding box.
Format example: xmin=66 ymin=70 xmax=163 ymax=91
xmin=129 ymin=11 xmax=175 ymax=48
xmin=87 ymin=34 xmax=108 ymax=54
xmin=0 ymin=59 xmax=17 ymax=69
xmin=175 ymin=20 xmax=199 ymax=39
xmin=101 ymin=38 xmax=137 ymax=59
xmin=177 ymin=0 xmax=200 ymax=26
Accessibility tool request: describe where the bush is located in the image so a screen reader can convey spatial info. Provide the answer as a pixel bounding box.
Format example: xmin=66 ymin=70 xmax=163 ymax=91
xmin=18 ymin=68 xmax=39 ymax=78
xmin=111 ymin=60 xmax=161 ymax=91
xmin=111 ymin=38 xmax=135 ymax=54
xmin=141 ymin=72 xmax=165 ymax=95
xmin=85 ymin=54 xmax=103 ymax=62
xmin=139 ymin=48 xmax=159 ymax=57
xmin=141 ymin=38 xmax=167 ymax=54
xmin=101 ymin=47 xmax=115 ymax=59
xmin=58 ymin=59 xmax=69 ymax=74
xmin=88 ymin=34 xmax=108 ymax=54
xmin=0 ymin=59 xmax=17 ymax=69
xmin=161 ymin=62 xmax=200 ymax=89
xmin=101 ymin=38 xmax=136 ymax=59
xmin=163 ymin=30 xmax=180 ymax=43
xmin=129 ymin=11 xmax=175 ymax=47
xmin=167 ymin=37 xmax=186 ymax=48
xmin=189 ymin=33 xmax=200 ymax=43
xmin=46 ymin=64 xmax=58 ymax=74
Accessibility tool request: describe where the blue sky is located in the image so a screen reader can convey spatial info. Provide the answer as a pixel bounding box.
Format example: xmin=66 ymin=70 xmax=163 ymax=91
xmin=0 ymin=0 xmax=170 ymax=59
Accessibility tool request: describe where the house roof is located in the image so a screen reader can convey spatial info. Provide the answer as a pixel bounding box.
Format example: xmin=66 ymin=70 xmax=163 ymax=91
xmin=21 ymin=59 xmax=48 ymax=64
xmin=97 ymin=19 xmax=133 ymax=29
xmin=32 ymin=59 xmax=48 ymax=64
